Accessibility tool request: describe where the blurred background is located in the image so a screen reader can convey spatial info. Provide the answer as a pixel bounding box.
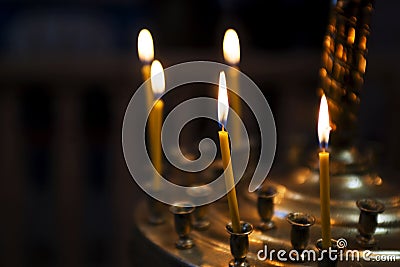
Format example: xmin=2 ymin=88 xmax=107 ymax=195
xmin=0 ymin=0 xmax=399 ymax=266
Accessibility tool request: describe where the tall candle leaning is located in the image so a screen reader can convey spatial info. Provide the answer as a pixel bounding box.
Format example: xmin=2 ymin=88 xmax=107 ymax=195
xmin=219 ymin=128 xmax=241 ymax=233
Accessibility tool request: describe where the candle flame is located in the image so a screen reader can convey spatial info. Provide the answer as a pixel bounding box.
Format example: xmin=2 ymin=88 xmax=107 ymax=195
xmin=137 ymin=29 xmax=154 ymax=63
xmin=318 ymin=94 xmax=331 ymax=149
xmin=223 ymin=29 xmax=240 ymax=65
xmin=218 ymin=71 xmax=229 ymax=128
xmin=150 ymin=60 xmax=165 ymax=97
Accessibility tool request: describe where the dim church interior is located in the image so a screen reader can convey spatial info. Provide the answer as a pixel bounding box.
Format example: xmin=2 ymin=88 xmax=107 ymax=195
xmin=0 ymin=0 xmax=399 ymax=266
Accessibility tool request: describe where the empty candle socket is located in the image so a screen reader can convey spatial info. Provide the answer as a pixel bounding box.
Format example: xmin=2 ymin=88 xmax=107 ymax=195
xmin=286 ymin=212 xmax=315 ymax=261
xmin=186 ymin=184 xmax=212 ymax=231
xmin=256 ymin=186 xmax=277 ymax=231
xmin=147 ymin=196 xmax=165 ymax=225
xmin=356 ymin=198 xmax=385 ymax=248
xmin=170 ymin=203 xmax=195 ymax=249
xmin=193 ymin=205 xmax=210 ymax=230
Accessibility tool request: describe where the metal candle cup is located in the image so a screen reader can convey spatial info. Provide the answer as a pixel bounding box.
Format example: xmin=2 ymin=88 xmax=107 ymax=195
xmin=316 ymin=239 xmax=339 ymax=267
xmin=186 ymin=185 xmax=211 ymax=231
xmin=170 ymin=203 xmax=195 ymax=249
xmin=226 ymin=221 xmax=253 ymax=267
xmin=147 ymin=196 xmax=165 ymax=225
xmin=286 ymin=212 xmax=315 ymax=255
xmin=356 ymin=198 xmax=385 ymax=248
xmin=193 ymin=205 xmax=210 ymax=231
xmin=257 ymin=186 xmax=277 ymax=231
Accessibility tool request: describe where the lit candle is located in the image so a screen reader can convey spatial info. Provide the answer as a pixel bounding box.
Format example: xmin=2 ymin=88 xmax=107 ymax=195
xmin=318 ymin=94 xmax=332 ymax=248
xmin=137 ymin=29 xmax=155 ymax=112
xmin=223 ymin=29 xmax=241 ymax=144
xmin=218 ymin=71 xmax=241 ymax=233
xmin=150 ymin=60 xmax=165 ymax=191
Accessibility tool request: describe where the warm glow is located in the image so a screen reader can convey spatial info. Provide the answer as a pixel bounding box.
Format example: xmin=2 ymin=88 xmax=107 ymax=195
xmin=336 ymin=44 xmax=343 ymax=58
xmin=318 ymin=94 xmax=331 ymax=148
xmin=359 ymin=55 xmax=366 ymax=73
xmin=218 ymin=71 xmax=229 ymax=127
xmin=150 ymin=60 xmax=165 ymax=96
xmin=137 ymin=29 xmax=154 ymax=63
xmin=347 ymin=27 xmax=355 ymax=44
xmin=223 ymin=29 xmax=240 ymax=65
xmin=359 ymin=36 xmax=367 ymax=50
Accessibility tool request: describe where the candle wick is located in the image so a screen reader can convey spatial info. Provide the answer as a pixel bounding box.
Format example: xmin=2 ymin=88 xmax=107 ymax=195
xmin=222 ymin=125 xmax=225 ymax=132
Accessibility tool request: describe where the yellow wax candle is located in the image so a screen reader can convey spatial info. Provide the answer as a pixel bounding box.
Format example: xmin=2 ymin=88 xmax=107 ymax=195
xmin=318 ymin=94 xmax=332 ymax=248
xmin=141 ymin=64 xmax=154 ymax=112
xmin=137 ymin=29 xmax=155 ymax=112
xmin=150 ymin=100 xmax=164 ymax=191
xmin=218 ymin=71 xmax=241 ymax=233
xmin=223 ymin=29 xmax=241 ymax=142
xmin=150 ymin=60 xmax=165 ymax=191
xmin=219 ymin=128 xmax=241 ymax=233
xmin=319 ymin=150 xmax=331 ymax=248
xmin=229 ymin=67 xmax=241 ymax=143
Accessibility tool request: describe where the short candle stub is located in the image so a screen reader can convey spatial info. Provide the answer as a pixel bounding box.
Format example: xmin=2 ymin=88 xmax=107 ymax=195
xmin=256 ymin=186 xmax=277 ymax=231
xmin=226 ymin=221 xmax=253 ymax=267
xmin=356 ymin=199 xmax=385 ymax=248
xmin=170 ymin=203 xmax=195 ymax=249
xmin=286 ymin=212 xmax=315 ymax=261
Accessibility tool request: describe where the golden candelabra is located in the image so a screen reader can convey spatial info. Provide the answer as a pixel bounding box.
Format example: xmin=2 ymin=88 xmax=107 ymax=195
xmin=133 ymin=0 xmax=400 ymax=266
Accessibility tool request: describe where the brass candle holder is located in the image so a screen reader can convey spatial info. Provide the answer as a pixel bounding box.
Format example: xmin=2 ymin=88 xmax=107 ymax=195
xmin=286 ymin=212 xmax=315 ymax=261
xmin=193 ymin=205 xmax=210 ymax=231
xmin=147 ymin=194 xmax=165 ymax=225
xmin=256 ymin=186 xmax=277 ymax=231
xmin=170 ymin=203 xmax=195 ymax=249
xmin=186 ymin=184 xmax=212 ymax=231
xmin=226 ymin=221 xmax=253 ymax=267
xmin=132 ymin=1 xmax=400 ymax=265
xmin=315 ymin=239 xmax=339 ymax=267
xmin=356 ymin=198 xmax=385 ymax=248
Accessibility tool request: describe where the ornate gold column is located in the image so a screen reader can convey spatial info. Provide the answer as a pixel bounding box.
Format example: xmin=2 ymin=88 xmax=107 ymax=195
xmin=318 ymin=0 xmax=374 ymax=148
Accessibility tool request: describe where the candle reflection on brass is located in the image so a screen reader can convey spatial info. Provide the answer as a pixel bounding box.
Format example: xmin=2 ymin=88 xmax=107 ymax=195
xmin=359 ymin=36 xmax=367 ymax=50
xmin=358 ymin=55 xmax=366 ymax=73
xmin=335 ymin=44 xmax=343 ymax=59
xmin=318 ymin=0 xmax=375 ymax=147
xmin=347 ymin=27 xmax=355 ymax=44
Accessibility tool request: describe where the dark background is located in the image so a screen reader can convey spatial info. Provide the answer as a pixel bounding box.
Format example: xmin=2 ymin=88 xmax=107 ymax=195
xmin=0 ymin=0 xmax=399 ymax=266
